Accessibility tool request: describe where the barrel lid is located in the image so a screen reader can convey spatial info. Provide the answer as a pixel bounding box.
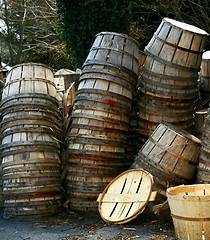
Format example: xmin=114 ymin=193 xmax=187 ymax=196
xmin=161 ymin=122 xmax=201 ymax=144
xmin=98 ymin=169 xmax=154 ymax=224
xmin=163 ymin=18 xmax=209 ymax=36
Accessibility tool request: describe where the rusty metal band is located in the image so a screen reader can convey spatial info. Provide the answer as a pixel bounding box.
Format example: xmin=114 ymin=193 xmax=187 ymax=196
xmin=138 ymin=106 xmax=194 ymax=119
xmin=2 ymin=159 xmax=60 ymax=168
xmin=79 ymin=73 xmax=134 ymax=91
xmin=4 ymin=77 xmax=56 ymax=89
xmin=199 ymin=157 xmax=210 ymax=167
xmin=171 ymin=214 xmax=210 ymax=221
xmin=69 ymin=123 xmax=128 ymax=134
xmin=1 ymin=141 xmax=60 ymax=151
xmin=1 ymin=93 xmax=58 ymax=107
xmin=137 ymin=153 xmax=186 ymax=183
xmin=67 ymin=149 xmax=124 ymax=158
xmin=67 ymin=161 xmax=123 ymax=169
xmin=81 ymin=68 xmax=136 ymax=87
xmin=68 ymin=153 xmax=123 ymax=162
xmin=75 ymin=95 xmax=131 ymax=110
xmin=76 ymin=88 xmax=132 ymax=102
xmin=134 ymin=157 xmax=182 ymax=184
xmin=2 ymin=165 xmax=60 ymax=174
xmin=90 ymin=46 xmax=139 ymax=62
xmin=1 ymin=114 xmax=61 ymax=127
xmin=148 ymin=137 xmax=198 ymax=166
xmin=139 ymin=91 xmax=195 ymax=104
xmin=71 ymin=112 xmax=129 ymax=126
xmin=141 ymin=75 xmax=197 ymax=90
xmin=68 ymin=137 xmax=125 ymax=147
xmin=66 ymin=170 xmax=119 ymax=178
xmin=139 ymin=97 xmax=195 ymax=111
xmin=82 ymin=60 xmax=138 ymax=78
xmin=4 ymin=200 xmax=61 ymax=208
xmin=4 ymin=191 xmax=61 ymax=200
xmin=3 ymin=185 xmax=61 ymax=195
xmin=1 ymin=127 xmax=58 ymax=138
xmin=142 ymin=67 xmax=198 ymax=81
xmin=0 ymin=120 xmax=60 ymax=134
xmin=138 ymin=102 xmax=194 ymax=117
xmin=1 ymin=148 xmax=59 ymax=158
xmin=153 ymin=34 xmax=203 ymax=54
xmin=2 ymin=172 xmax=60 ymax=180
xmin=1 ymin=104 xmax=62 ymax=118
xmin=73 ymin=102 xmax=130 ymax=116
xmin=144 ymin=48 xmax=200 ymax=72
xmin=138 ymin=83 xmax=196 ymax=99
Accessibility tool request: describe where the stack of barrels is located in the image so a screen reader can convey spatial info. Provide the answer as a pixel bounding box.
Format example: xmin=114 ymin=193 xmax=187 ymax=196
xmin=1 ymin=63 xmax=62 ymax=219
xmin=0 ymin=58 xmax=5 ymax=209
xmin=137 ymin=18 xmax=209 ymax=143
xmin=199 ymin=51 xmax=210 ymax=108
xmin=66 ymin=32 xmax=139 ymax=211
xmin=197 ymin=108 xmax=210 ymax=183
xmin=133 ymin=122 xmax=201 ymax=200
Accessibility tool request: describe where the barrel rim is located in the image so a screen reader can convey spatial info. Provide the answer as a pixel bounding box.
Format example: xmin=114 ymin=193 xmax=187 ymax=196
xmin=7 ymin=62 xmax=54 ymax=76
xmin=166 ymin=184 xmax=210 ymax=200
xmin=95 ymin=31 xmax=140 ymax=48
xmin=163 ymin=17 xmax=209 ymax=36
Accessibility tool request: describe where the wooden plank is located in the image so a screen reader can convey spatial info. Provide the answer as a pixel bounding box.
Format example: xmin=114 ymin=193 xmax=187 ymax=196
xmin=97 ymin=191 xmax=157 ymax=203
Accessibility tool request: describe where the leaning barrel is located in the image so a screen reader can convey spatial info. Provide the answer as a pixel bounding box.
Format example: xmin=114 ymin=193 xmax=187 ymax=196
xmin=199 ymin=51 xmax=210 ymax=107
xmin=66 ymin=32 xmax=139 ymax=211
xmin=196 ymin=108 xmax=210 ymax=183
xmin=137 ymin=18 xmax=209 ymax=144
xmin=133 ymin=122 xmax=201 ymax=200
xmin=1 ymin=63 xmax=62 ymax=219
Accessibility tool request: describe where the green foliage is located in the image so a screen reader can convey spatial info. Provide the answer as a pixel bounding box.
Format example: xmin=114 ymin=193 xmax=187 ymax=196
xmin=56 ymin=0 xmax=131 ymax=68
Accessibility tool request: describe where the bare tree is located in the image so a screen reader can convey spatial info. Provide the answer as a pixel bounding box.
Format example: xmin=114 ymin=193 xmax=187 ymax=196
xmin=0 ymin=0 xmax=68 ymax=67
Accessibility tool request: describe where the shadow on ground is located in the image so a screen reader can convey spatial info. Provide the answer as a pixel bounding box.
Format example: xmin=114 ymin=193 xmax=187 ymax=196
xmin=0 ymin=208 xmax=176 ymax=240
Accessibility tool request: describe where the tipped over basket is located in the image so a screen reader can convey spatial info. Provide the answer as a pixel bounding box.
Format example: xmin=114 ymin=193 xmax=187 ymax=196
xmin=166 ymin=184 xmax=210 ymax=240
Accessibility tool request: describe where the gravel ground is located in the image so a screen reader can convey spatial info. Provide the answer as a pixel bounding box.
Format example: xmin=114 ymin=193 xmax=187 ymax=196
xmin=0 ymin=208 xmax=176 ymax=240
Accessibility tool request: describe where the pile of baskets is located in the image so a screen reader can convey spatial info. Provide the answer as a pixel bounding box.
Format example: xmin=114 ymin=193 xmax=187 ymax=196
xmin=66 ymin=32 xmax=139 ymax=211
xmin=137 ymin=18 xmax=209 ymax=144
xmin=0 ymin=63 xmax=62 ymax=218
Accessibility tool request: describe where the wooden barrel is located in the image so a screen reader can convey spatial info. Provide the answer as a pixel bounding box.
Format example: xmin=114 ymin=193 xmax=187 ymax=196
xmin=199 ymin=51 xmax=210 ymax=102
xmin=1 ymin=63 xmax=62 ymax=219
xmin=197 ymin=108 xmax=210 ymax=184
xmin=133 ymin=122 xmax=201 ymax=200
xmin=166 ymin=184 xmax=210 ymax=240
xmin=0 ymin=165 xmax=3 ymax=209
xmin=84 ymin=32 xmax=139 ymax=76
xmin=136 ymin=18 xmax=208 ymax=142
xmin=67 ymin=33 xmax=139 ymax=211
xmin=145 ymin=18 xmax=208 ymax=70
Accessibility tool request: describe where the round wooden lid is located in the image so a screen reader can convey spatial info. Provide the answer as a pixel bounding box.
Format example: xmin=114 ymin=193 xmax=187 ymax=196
xmin=98 ymin=169 xmax=154 ymax=224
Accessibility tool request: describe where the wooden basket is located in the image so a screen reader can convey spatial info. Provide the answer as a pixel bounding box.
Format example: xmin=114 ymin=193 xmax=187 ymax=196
xmin=98 ymin=169 xmax=156 ymax=224
xmin=166 ymin=184 xmax=210 ymax=240
xmin=134 ymin=122 xmax=201 ymax=199
xmin=84 ymin=32 xmax=139 ymax=76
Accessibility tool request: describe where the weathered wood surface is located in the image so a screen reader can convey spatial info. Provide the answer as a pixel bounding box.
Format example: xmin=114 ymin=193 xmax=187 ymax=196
xmin=98 ymin=169 xmax=155 ymax=224
xmin=1 ymin=63 xmax=62 ymax=219
xmin=133 ymin=123 xmax=201 ymax=200
xmin=197 ymin=108 xmax=210 ymax=184
xmin=166 ymin=184 xmax=210 ymax=240
xmin=67 ymin=32 xmax=139 ymax=211
xmin=84 ymin=32 xmax=139 ymax=76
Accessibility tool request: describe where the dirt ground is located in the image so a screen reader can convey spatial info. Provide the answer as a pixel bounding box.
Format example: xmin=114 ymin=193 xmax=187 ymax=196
xmin=0 ymin=207 xmax=176 ymax=240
